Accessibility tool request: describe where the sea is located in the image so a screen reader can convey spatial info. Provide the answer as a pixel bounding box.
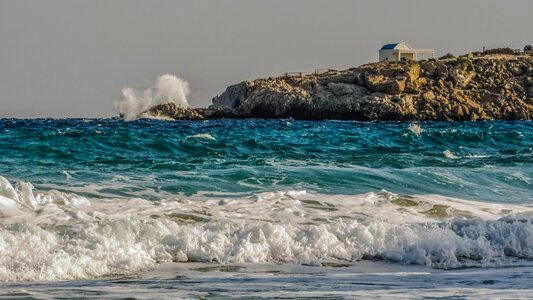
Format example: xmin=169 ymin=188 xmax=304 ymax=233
xmin=0 ymin=118 xmax=532 ymax=299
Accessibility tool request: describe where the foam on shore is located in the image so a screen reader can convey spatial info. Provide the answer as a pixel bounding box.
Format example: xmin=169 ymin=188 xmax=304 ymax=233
xmin=0 ymin=176 xmax=533 ymax=282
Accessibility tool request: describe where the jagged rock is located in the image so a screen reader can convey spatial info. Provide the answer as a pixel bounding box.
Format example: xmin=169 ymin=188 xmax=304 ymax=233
xmin=405 ymin=64 xmax=421 ymax=83
xmin=437 ymin=64 xmax=449 ymax=80
xmin=365 ymin=75 xmax=406 ymax=94
xmin=449 ymin=65 xmax=476 ymax=87
xmin=211 ymin=82 xmax=251 ymax=109
xmin=134 ymin=52 xmax=533 ymax=121
xmin=528 ymin=87 xmax=533 ymax=98
xmin=483 ymin=48 xmax=519 ymax=55
xmin=145 ymin=103 xmax=204 ymax=120
xmin=422 ymin=90 xmax=435 ymax=101
xmin=510 ymin=66 xmax=524 ymax=76
xmin=439 ymin=53 xmax=456 ymax=60
xmin=327 ymin=82 xmax=367 ymax=96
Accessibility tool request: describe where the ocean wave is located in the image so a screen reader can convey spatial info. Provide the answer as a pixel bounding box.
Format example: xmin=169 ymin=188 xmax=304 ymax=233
xmin=187 ymin=133 xmax=216 ymax=140
xmin=443 ymin=149 xmax=491 ymax=160
xmin=1 ymin=176 xmax=533 ymax=282
xmin=443 ymin=150 xmax=460 ymax=159
xmin=406 ymin=122 xmax=424 ymax=136
xmin=1 ymin=119 xmax=532 ymax=204
xmin=139 ymin=114 xmax=176 ymax=121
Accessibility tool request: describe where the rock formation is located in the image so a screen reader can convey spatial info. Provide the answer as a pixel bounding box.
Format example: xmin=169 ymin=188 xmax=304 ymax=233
xmin=145 ymin=102 xmax=204 ymax=120
xmin=143 ymin=52 xmax=533 ymax=121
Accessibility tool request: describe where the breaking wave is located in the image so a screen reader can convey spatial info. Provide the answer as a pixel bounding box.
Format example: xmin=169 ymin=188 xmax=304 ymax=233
xmin=115 ymin=74 xmax=190 ymax=121
xmin=1 ymin=176 xmax=533 ymax=282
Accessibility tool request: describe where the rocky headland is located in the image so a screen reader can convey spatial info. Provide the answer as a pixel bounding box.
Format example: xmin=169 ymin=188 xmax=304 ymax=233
xmin=145 ymin=51 xmax=533 ymax=121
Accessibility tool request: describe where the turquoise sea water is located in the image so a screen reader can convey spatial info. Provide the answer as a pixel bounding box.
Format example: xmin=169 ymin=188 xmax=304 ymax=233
xmin=1 ymin=118 xmax=532 ymax=202
xmin=1 ymin=118 xmax=533 ymax=299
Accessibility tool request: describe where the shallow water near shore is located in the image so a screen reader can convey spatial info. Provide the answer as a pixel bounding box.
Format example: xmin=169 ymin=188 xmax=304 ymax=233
xmin=4 ymin=262 xmax=533 ymax=299
xmin=0 ymin=118 xmax=532 ymax=298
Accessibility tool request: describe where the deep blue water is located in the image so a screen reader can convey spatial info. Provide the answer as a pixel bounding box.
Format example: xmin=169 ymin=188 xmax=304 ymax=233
xmin=0 ymin=118 xmax=531 ymax=203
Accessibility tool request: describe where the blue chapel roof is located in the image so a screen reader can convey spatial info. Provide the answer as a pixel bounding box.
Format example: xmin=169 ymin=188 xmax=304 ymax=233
xmin=381 ymin=43 xmax=399 ymax=50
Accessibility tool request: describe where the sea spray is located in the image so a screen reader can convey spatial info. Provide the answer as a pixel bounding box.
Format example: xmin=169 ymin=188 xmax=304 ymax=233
xmin=115 ymin=74 xmax=190 ymax=120
xmin=407 ymin=122 xmax=424 ymax=136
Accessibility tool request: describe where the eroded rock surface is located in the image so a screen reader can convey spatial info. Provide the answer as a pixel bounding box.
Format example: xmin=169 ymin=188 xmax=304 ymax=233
xmin=144 ymin=52 xmax=533 ymax=121
xmin=146 ymin=102 xmax=204 ymax=120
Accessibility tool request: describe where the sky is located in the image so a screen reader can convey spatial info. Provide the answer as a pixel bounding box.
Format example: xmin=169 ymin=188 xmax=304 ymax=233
xmin=0 ymin=0 xmax=532 ymax=118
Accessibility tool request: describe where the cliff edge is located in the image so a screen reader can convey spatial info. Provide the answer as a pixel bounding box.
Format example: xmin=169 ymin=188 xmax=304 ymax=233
xmin=147 ymin=52 xmax=533 ymax=121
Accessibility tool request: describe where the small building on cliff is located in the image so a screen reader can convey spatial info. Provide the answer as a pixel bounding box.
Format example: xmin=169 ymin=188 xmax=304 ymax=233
xmin=379 ymin=42 xmax=435 ymax=61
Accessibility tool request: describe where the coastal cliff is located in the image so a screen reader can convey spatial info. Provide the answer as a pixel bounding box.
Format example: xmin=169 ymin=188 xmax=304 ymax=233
xmin=147 ymin=52 xmax=533 ymax=121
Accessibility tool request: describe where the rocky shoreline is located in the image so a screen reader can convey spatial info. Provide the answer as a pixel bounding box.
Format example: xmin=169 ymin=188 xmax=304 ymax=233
xmin=145 ymin=52 xmax=533 ymax=121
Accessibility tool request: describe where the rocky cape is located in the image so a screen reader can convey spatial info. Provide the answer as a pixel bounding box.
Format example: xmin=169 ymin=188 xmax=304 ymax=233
xmin=145 ymin=52 xmax=533 ymax=121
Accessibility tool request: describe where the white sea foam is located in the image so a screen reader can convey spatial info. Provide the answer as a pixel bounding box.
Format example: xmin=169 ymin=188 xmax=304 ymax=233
xmin=61 ymin=170 xmax=73 ymax=180
xmin=142 ymin=115 xmax=175 ymax=121
xmin=0 ymin=176 xmax=533 ymax=282
xmin=443 ymin=150 xmax=459 ymax=159
xmin=464 ymin=154 xmax=490 ymax=158
xmin=508 ymin=171 xmax=533 ymax=184
xmin=443 ymin=150 xmax=490 ymax=160
xmin=406 ymin=122 xmax=424 ymax=136
xmin=188 ymin=133 xmax=216 ymax=140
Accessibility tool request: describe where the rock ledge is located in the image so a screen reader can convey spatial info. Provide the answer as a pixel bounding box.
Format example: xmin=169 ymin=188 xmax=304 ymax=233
xmin=145 ymin=52 xmax=533 ymax=121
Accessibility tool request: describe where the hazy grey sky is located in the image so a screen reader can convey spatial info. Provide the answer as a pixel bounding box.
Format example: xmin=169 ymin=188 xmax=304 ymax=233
xmin=1 ymin=0 xmax=532 ymax=117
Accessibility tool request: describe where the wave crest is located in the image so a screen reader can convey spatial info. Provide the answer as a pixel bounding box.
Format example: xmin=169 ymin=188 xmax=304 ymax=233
xmin=1 ymin=176 xmax=533 ymax=281
xmin=115 ymin=74 xmax=190 ymax=120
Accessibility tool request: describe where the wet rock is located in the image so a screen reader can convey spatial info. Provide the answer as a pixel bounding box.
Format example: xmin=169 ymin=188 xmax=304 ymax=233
xmin=146 ymin=103 xmax=204 ymax=120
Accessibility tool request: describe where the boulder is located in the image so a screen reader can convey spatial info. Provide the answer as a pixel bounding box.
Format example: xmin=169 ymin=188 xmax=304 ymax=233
xmin=449 ymin=65 xmax=476 ymax=87
xmin=365 ymin=75 xmax=406 ymax=94
xmin=437 ymin=64 xmax=449 ymax=80
xmin=510 ymin=66 xmax=524 ymax=76
xmin=146 ymin=103 xmax=204 ymax=120
xmin=422 ymin=90 xmax=436 ymax=101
